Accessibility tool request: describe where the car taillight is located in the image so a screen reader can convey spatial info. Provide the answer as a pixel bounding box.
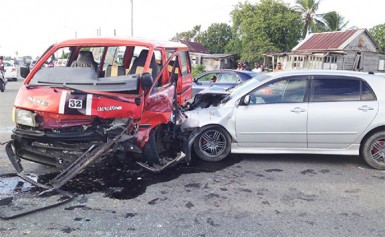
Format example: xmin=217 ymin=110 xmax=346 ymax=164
xmin=12 ymin=68 xmax=16 ymax=72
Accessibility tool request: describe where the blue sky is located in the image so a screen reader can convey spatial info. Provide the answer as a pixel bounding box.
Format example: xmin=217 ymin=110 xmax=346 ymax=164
xmin=1 ymin=0 xmax=383 ymax=57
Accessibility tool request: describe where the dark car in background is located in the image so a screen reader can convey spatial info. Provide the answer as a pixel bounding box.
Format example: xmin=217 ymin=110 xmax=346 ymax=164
xmin=192 ymin=69 xmax=259 ymax=97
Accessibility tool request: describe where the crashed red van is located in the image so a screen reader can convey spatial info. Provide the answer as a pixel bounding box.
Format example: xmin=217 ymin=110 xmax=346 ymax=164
xmin=6 ymin=38 xmax=193 ymax=188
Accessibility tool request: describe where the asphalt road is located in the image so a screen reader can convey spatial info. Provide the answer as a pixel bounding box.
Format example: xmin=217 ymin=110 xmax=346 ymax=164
xmin=0 ymin=80 xmax=385 ymax=237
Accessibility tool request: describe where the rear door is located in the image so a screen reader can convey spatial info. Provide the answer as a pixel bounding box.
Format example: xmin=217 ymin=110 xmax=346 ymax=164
xmin=307 ymin=75 xmax=378 ymax=148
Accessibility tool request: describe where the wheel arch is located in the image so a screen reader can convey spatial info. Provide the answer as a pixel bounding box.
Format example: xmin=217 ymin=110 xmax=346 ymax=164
xmin=360 ymin=125 xmax=385 ymax=152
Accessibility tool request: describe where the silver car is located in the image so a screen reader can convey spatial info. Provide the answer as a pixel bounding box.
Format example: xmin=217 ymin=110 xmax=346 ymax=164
xmin=181 ymin=70 xmax=385 ymax=170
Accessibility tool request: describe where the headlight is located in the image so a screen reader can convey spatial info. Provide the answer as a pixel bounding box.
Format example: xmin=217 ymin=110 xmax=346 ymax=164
xmin=14 ymin=108 xmax=37 ymax=127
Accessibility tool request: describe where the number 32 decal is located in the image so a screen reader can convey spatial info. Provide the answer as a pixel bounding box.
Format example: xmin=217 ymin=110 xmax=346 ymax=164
xmin=69 ymin=99 xmax=83 ymax=109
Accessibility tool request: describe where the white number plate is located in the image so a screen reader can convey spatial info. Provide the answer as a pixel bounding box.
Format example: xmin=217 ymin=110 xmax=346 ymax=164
xmin=68 ymin=99 xmax=83 ymax=109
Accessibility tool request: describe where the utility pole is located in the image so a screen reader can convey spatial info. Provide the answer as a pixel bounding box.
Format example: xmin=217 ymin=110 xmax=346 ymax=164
xmin=131 ymin=0 xmax=134 ymax=36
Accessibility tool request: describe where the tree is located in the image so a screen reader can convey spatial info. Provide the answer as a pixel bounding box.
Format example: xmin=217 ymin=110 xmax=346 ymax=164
xmin=171 ymin=25 xmax=201 ymax=41
xmin=196 ymin=23 xmax=233 ymax=54
xmin=322 ymin=11 xmax=349 ymax=31
xmin=294 ymin=0 xmax=324 ymax=38
xmin=369 ymin=23 xmax=385 ymax=53
xmin=228 ymin=0 xmax=302 ymax=63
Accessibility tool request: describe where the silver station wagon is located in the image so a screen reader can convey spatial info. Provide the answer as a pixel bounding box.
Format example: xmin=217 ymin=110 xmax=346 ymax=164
xmin=182 ymin=70 xmax=385 ymax=170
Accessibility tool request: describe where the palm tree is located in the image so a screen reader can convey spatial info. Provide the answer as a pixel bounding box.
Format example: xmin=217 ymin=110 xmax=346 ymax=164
xmin=294 ymin=0 xmax=324 ymax=38
xmin=323 ymin=11 xmax=349 ymax=31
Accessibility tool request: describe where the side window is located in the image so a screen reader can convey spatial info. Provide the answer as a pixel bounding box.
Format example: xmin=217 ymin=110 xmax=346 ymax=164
xmin=310 ymin=78 xmax=360 ymax=102
xmin=180 ymin=50 xmax=189 ymax=77
xmin=218 ymin=73 xmax=238 ymax=83
xmin=249 ymin=78 xmax=307 ymax=104
xmin=198 ymin=73 xmax=219 ymax=82
xmin=361 ymin=81 xmax=377 ymax=101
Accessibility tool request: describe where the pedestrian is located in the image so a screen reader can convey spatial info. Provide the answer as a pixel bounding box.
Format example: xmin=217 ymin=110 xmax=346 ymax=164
xmin=242 ymin=62 xmax=251 ymax=71
xmin=252 ymin=63 xmax=261 ymax=72
xmin=274 ymin=62 xmax=284 ymax=72
xmin=0 ymin=56 xmax=4 ymax=72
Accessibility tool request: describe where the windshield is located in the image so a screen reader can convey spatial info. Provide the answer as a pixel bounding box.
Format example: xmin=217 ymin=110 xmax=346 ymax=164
xmin=227 ymin=74 xmax=270 ymax=93
xmin=222 ymin=74 xmax=270 ymax=103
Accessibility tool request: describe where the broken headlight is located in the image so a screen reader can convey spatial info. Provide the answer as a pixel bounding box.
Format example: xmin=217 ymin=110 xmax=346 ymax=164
xmin=13 ymin=108 xmax=37 ymax=127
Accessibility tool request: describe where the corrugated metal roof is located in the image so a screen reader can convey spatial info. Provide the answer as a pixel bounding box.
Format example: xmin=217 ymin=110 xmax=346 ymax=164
xmin=294 ymin=29 xmax=361 ymax=51
xmin=180 ymin=40 xmax=209 ymax=53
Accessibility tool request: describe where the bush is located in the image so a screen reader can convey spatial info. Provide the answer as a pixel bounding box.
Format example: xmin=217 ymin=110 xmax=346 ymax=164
xmin=192 ymin=64 xmax=205 ymax=78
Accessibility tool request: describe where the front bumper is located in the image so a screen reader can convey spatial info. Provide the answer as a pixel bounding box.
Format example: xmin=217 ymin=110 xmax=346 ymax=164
xmin=10 ymin=126 xmax=109 ymax=168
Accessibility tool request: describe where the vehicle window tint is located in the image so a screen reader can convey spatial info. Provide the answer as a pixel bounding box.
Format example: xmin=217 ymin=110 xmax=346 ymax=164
xmin=249 ymin=78 xmax=306 ymax=104
xmin=361 ymin=81 xmax=376 ymax=101
xmin=180 ymin=51 xmax=189 ymax=77
xmin=281 ymin=79 xmax=307 ymax=103
xmin=198 ymin=73 xmax=219 ymax=82
xmin=311 ymin=79 xmax=360 ymax=102
xmin=218 ymin=73 xmax=238 ymax=83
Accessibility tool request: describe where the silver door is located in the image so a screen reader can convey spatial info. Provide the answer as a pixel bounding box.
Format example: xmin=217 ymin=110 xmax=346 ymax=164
xmin=235 ymin=77 xmax=308 ymax=148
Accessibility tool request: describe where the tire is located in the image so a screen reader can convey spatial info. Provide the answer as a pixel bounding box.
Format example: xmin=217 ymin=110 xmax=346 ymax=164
xmin=193 ymin=126 xmax=231 ymax=162
xmin=142 ymin=134 xmax=161 ymax=166
xmin=360 ymin=131 xmax=385 ymax=170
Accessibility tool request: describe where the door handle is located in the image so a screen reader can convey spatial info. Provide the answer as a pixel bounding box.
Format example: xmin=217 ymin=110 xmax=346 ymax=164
xmin=358 ymin=105 xmax=374 ymax=112
xmin=290 ymin=107 xmax=306 ymax=113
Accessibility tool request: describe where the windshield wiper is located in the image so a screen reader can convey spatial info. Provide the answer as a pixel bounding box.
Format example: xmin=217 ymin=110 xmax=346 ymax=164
xmin=50 ymin=85 xmax=87 ymax=94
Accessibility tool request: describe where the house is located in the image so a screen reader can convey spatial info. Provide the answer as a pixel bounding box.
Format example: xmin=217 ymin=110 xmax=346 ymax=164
xmin=264 ymin=29 xmax=385 ymax=72
xmin=180 ymin=40 xmax=236 ymax=70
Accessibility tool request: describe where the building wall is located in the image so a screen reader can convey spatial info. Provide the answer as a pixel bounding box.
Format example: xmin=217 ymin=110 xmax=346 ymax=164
xmin=344 ymin=33 xmax=378 ymax=52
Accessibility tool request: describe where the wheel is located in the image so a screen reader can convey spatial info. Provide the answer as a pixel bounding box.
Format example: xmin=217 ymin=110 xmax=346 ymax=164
xmin=361 ymin=131 xmax=385 ymax=170
xmin=0 ymin=80 xmax=4 ymax=92
xmin=142 ymin=133 xmax=161 ymax=166
xmin=193 ymin=126 xmax=231 ymax=162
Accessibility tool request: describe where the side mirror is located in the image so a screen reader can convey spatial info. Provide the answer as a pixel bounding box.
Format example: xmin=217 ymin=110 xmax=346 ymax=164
xmin=140 ymin=72 xmax=153 ymax=91
xmin=20 ymin=66 xmax=30 ymax=78
xmin=243 ymin=95 xmax=251 ymax=105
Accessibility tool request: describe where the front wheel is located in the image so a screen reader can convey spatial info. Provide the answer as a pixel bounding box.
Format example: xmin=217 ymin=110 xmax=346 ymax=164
xmin=193 ymin=126 xmax=231 ymax=162
xmin=360 ymin=131 xmax=385 ymax=170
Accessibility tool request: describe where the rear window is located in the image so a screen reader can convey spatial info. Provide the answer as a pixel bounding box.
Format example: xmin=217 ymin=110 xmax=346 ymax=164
xmin=310 ymin=76 xmax=376 ymax=102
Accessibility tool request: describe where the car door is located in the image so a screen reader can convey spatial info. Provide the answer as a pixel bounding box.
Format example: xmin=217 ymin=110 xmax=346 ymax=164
xmin=235 ymin=76 xmax=309 ymax=148
xmin=307 ymin=75 xmax=378 ymax=149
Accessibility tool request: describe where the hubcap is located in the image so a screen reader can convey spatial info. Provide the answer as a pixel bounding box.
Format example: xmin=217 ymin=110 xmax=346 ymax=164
xmin=370 ymin=139 xmax=385 ymax=163
xmin=199 ymin=129 xmax=226 ymax=158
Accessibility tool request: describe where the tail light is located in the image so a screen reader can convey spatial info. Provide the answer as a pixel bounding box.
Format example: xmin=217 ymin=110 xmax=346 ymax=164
xmin=12 ymin=68 xmax=16 ymax=72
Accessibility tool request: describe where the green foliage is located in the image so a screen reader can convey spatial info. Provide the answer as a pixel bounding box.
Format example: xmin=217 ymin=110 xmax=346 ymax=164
xmin=192 ymin=64 xmax=205 ymax=78
xmin=293 ymin=0 xmax=323 ymax=37
xmin=369 ymin=23 xmax=385 ymax=53
xmin=171 ymin=25 xmax=201 ymax=41
xmin=322 ymin=11 xmax=349 ymax=31
xmin=228 ymin=0 xmax=302 ymax=63
xmin=196 ymin=23 xmax=233 ymax=54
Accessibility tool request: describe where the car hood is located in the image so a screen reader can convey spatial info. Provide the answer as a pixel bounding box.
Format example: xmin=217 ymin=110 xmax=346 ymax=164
xmin=189 ymin=86 xmax=230 ymax=110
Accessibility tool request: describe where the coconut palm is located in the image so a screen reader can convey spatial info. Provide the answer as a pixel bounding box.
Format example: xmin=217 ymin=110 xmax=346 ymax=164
xmin=323 ymin=11 xmax=349 ymax=31
xmin=294 ymin=0 xmax=325 ymax=38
